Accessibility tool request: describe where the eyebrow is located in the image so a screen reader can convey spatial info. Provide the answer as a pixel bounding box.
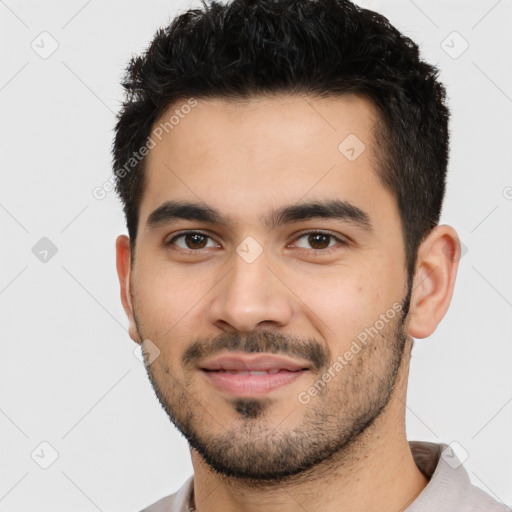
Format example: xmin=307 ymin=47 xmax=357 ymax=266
xmin=146 ymin=199 xmax=373 ymax=233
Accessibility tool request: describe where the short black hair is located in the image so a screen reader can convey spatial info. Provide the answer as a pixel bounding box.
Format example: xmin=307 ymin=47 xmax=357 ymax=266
xmin=112 ymin=0 xmax=450 ymax=282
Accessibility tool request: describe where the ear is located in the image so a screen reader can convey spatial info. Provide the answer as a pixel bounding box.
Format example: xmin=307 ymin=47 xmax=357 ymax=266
xmin=115 ymin=235 xmax=141 ymax=344
xmin=407 ymin=224 xmax=461 ymax=339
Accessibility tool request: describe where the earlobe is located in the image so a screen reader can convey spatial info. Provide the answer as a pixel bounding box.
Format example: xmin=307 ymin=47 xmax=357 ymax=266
xmin=407 ymin=225 xmax=461 ymax=339
xmin=115 ymin=235 xmax=141 ymax=344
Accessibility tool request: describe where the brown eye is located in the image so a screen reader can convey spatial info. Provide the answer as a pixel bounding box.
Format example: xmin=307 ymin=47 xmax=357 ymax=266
xmin=306 ymin=233 xmax=331 ymax=250
xmin=167 ymin=232 xmax=216 ymax=251
xmin=185 ymin=233 xmax=208 ymax=249
xmin=292 ymin=231 xmax=345 ymax=251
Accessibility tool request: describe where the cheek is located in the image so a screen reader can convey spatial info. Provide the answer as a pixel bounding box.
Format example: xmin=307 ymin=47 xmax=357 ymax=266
xmin=296 ymin=265 xmax=401 ymax=358
xmin=132 ymin=265 xmax=220 ymax=361
xmin=293 ymin=273 xmax=377 ymax=345
xmin=134 ymin=262 xmax=200 ymax=322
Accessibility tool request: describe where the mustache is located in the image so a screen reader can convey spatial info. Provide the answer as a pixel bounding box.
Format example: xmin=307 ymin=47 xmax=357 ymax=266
xmin=182 ymin=330 xmax=329 ymax=372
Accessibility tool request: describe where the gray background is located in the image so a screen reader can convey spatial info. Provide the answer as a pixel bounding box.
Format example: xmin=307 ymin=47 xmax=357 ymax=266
xmin=1 ymin=0 xmax=511 ymax=510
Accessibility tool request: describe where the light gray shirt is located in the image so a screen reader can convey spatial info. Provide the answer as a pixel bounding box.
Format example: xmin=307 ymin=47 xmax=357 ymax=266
xmin=141 ymin=441 xmax=511 ymax=511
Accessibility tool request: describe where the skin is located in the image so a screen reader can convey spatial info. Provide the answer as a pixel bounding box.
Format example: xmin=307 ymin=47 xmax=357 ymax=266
xmin=116 ymin=94 xmax=461 ymax=512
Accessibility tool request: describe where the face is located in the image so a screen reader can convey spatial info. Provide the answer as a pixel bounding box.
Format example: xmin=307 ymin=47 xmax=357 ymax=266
xmin=122 ymin=94 xmax=413 ymax=481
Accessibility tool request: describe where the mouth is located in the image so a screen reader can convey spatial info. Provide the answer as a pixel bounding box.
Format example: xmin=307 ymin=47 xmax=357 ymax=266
xmin=204 ymin=369 xmax=290 ymax=375
xmin=199 ymin=353 xmax=311 ymax=396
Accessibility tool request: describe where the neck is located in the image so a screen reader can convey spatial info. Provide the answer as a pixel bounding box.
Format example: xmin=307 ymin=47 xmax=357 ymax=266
xmin=190 ymin=430 xmax=427 ymax=512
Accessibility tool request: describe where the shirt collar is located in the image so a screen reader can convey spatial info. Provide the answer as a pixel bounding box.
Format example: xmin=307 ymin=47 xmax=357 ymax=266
xmin=167 ymin=441 xmax=502 ymax=512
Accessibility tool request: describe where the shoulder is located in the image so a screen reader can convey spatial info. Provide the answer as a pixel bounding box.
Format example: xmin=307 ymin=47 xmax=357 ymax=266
xmin=408 ymin=441 xmax=510 ymax=512
xmin=140 ymin=492 xmax=178 ymax=512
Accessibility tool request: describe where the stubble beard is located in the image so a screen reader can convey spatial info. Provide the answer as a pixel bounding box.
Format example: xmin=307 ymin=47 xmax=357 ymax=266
xmin=136 ymin=287 xmax=411 ymax=484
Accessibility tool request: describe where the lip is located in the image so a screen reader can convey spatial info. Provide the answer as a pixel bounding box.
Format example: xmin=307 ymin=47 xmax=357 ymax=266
xmin=199 ymin=353 xmax=312 ymax=397
xmin=199 ymin=353 xmax=312 ymax=372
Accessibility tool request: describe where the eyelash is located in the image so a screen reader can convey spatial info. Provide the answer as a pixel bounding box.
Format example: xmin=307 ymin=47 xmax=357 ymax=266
xmin=164 ymin=230 xmax=348 ymax=255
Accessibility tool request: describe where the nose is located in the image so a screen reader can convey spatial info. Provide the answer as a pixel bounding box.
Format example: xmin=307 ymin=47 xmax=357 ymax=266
xmin=208 ymin=248 xmax=293 ymax=333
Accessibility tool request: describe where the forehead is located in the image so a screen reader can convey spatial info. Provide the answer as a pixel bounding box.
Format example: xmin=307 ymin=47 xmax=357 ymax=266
xmin=139 ymin=93 xmax=395 ymax=234
xmin=147 ymin=93 xmax=380 ymax=165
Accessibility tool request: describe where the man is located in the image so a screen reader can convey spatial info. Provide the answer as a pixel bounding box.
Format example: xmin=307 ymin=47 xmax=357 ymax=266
xmin=112 ymin=0 xmax=510 ymax=510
